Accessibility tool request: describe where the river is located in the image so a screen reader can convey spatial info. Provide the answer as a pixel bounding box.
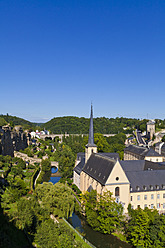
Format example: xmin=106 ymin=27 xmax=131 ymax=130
xmin=49 ymin=167 xmax=131 ymax=248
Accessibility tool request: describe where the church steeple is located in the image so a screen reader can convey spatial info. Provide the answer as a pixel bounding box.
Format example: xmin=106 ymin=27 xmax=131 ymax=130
xmin=85 ymin=104 xmax=97 ymax=163
xmin=88 ymin=104 xmax=94 ymax=145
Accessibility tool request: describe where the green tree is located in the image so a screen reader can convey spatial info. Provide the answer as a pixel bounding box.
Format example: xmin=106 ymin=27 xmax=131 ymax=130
xmin=81 ymin=190 xmax=124 ymax=234
xmin=126 ymin=207 xmax=151 ymax=247
xmin=34 ymin=220 xmax=82 ymax=248
xmin=41 ymin=158 xmax=51 ymax=172
xmin=56 ymin=144 xmax=75 ymax=178
xmin=35 ymin=182 xmax=75 ymax=218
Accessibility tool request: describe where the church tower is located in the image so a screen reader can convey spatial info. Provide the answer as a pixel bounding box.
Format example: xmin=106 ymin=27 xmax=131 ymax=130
xmin=85 ymin=104 xmax=97 ymax=163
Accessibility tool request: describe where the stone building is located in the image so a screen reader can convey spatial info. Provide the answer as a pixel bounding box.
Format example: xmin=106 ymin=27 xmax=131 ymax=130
xmin=124 ymin=144 xmax=163 ymax=162
xmin=0 ymin=125 xmax=30 ymax=157
xmin=146 ymin=120 xmax=155 ymax=140
xmin=0 ymin=125 xmax=14 ymax=156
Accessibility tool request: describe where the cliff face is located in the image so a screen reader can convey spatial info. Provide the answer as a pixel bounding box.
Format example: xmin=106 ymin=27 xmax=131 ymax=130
xmin=0 ymin=125 xmax=31 ymax=157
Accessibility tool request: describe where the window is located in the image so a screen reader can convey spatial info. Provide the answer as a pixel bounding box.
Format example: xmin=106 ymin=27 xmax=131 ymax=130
xmin=157 ymin=203 xmax=160 ymax=209
xmin=156 ymin=185 xmax=159 ymax=190
xmin=130 ymin=187 xmax=133 ymax=192
xmin=162 ymin=185 xmax=165 ymax=189
xmin=137 ymin=195 xmax=140 ymax=201
xmin=163 ymin=194 xmax=165 ymax=199
xmin=131 ymin=196 xmax=133 ymax=201
xmin=151 ymin=194 xmax=154 ymax=200
xmin=144 ymin=195 xmax=147 ymax=200
xmin=116 ymin=177 xmax=119 ymax=181
xmin=115 ymin=187 xmax=119 ymax=197
xmin=163 ymin=203 xmax=165 ymax=209
xmin=157 ymin=194 xmax=160 ymax=199
xmin=150 ymin=185 xmax=153 ymax=190
xmin=144 ymin=204 xmax=147 ymax=208
xmin=151 ymin=204 xmax=154 ymax=209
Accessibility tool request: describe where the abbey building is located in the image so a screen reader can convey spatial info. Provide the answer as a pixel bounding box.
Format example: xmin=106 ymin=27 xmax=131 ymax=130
xmin=73 ymin=106 xmax=165 ymax=213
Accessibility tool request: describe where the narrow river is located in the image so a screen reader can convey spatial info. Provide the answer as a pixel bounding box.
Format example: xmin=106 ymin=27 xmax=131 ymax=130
xmin=49 ymin=167 xmax=131 ymax=248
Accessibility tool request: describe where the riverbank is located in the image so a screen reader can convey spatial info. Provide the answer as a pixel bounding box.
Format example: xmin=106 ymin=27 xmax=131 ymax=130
xmin=68 ymin=212 xmax=132 ymax=248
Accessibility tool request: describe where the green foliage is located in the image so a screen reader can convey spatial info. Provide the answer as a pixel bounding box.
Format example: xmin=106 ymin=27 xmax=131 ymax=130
xmin=35 ymin=182 xmax=75 ymax=218
xmin=126 ymin=207 xmax=165 ymax=247
xmin=81 ymin=190 xmax=124 ymax=234
xmin=0 ymin=206 xmax=30 ymax=248
xmin=42 ymin=116 xmax=147 ymax=134
xmin=55 ymin=144 xmax=75 ymax=178
xmin=41 ymin=158 xmax=51 ymax=172
xmin=162 ymin=135 xmax=165 ymax=142
xmin=0 ymin=117 xmax=7 ymax=126
xmin=0 ymin=114 xmax=35 ymax=130
xmin=34 ymin=220 xmax=83 ymax=248
xmin=106 ymin=133 xmax=126 ymax=159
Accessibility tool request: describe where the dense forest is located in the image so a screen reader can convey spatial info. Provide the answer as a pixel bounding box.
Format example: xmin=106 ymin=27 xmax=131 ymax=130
xmin=42 ymin=116 xmax=165 ymax=134
xmin=42 ymin=116 xmax=144 ymax=134
xmin=1 ymin=114 xmax=165 ymax=134
xmin=0 ymin=114 xmax=35 ymax=129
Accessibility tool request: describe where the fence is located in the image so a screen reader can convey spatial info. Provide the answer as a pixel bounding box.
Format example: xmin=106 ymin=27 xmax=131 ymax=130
xmin=62 ymin=217 xmax=96 ymax=248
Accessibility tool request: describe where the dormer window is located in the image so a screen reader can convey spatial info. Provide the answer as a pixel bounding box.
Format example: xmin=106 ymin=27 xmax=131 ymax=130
xmin=162 ymin=185 xmax=165 ymax=189
xmin=136 ymin=186 xmax=140 ymax=191
xmin=90 ymin=168 xmax=93 ymax=171
xmin=130 ymin=187 xmax=133 ymax=192
xmin=99 ymin=173 xmax=101 ymax=177
xmin=87 ymin=166 xmax=89 ymax=169
xmin=150 ymin=185 xmax=153 ymax=190
xmin=156 ymin=185 xmax=159 ymax=190
xmin=143 ymin=186 xmax=147 ymax=190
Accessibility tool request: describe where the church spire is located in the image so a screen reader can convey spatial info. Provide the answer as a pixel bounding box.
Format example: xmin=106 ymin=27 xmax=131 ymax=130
xmin=85 ymin=104 xmax=97 ymax=163
xmin=88 ymin=104 xmax=94 ymax=145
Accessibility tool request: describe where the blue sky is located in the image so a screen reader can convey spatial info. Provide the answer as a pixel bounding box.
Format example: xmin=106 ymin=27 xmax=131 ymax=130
xmin=0 ymin=0 xmax=165 ymax=122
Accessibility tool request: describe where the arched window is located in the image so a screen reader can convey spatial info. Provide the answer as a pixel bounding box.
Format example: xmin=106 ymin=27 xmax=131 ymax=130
xmin=115 ymin=187 xmax=120 ymax=197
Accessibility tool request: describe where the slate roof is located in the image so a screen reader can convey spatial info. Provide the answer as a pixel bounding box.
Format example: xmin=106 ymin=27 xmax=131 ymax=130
xmin=120 ymin=160 xmax=165 ymax=192
xmin=99 ymin=153 xmax=119 ymax=160
xmin=73 ymin=157 xmax=85 ymax=175
xmin=76 ymin=152 xmax=85 ymax=161
xmin=124 ymin=145 xmax=162 ymax=157
xmin=126 ymin=170 xmax=165 ymax=192
xmin=121 ymin=160 xmax=165 ymax=172
xmin=82 ymin=153 xmax=116 ymax=185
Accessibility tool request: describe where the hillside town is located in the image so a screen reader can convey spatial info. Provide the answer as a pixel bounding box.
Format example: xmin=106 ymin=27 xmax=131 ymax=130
xmin=2 ymin=107 xmax=165 ymax=247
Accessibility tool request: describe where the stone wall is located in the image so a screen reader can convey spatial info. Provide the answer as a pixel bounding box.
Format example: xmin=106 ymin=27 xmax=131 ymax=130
xmin=0 ymin=125 xmax=31 ymax=157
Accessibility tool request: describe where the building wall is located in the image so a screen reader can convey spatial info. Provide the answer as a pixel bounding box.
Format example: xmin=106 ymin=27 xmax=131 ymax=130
xmin=131 ymin=190 xmax=165 ymax=213
xmin=80 ymin=161 xmax=130 ymax=213
xmin=105 ymin=160 xmax=130 ymax=212
xmin=145 ymin=156 xmax=164 ymax=162
xmin=73 ymin=171 xmax=80 ymax=189
xmin=147 ymin=123 xmax=155 ymax=140
xmin=124 ymin=151 xmax=142 ymax=160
